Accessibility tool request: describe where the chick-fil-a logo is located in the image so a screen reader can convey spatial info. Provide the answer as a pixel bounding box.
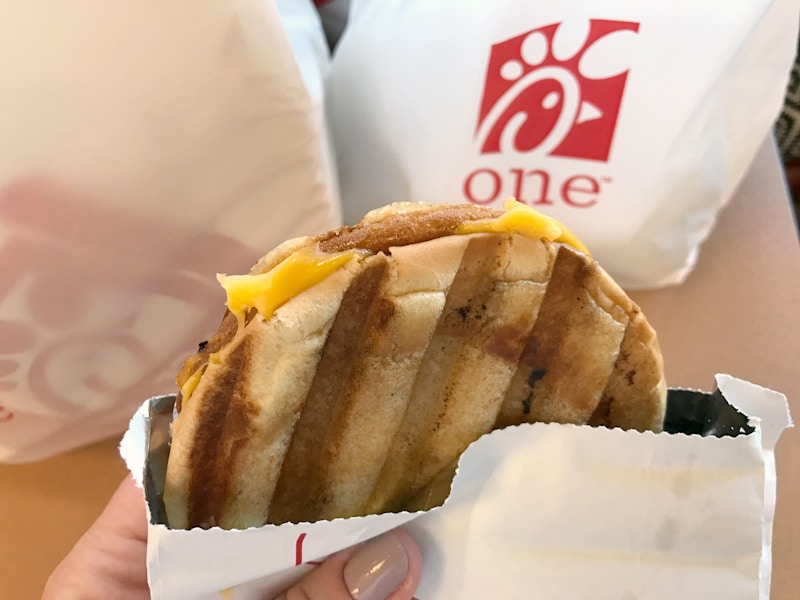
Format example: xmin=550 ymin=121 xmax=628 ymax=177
xmin=476 ymin=19 xmax=638 ymax=161
xmin=464 ymin=19 xmax=638 ymax=208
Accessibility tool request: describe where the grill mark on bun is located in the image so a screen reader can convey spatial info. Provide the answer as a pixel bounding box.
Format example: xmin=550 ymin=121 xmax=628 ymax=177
xmin=186 ymin=338 xmax=255 ymax=528
xmin=366 ymin=234 xmax=528 ymax=513
xmin=176 ymin=310 xmax=241 ymax=412
xmin=497 ymin=247 xmax=589 ymax=428
xmin=497 ymin=246 xmax=628 ymax=427
xmin=588 ymin=394 xmax=613 ymax=426
xmin=267 ymin=256 xmax=390 ymax=524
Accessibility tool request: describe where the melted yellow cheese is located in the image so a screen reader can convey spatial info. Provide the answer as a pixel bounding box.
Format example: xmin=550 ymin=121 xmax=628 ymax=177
xmin=457 ymin=198 xmax=589 ymax=255
xmin=181 ymin=249 xmax=363 ymax=406
xmin=218 ymin=248 xmax=365 ymax=325
xmin=179 ymin=367 xmax=205 ymax=406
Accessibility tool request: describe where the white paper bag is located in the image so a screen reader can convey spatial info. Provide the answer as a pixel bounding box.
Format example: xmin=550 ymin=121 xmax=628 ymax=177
xmin=0 ymin=0 xmax=340 ymax=462
xmin=328 ymin=0 xmax=800 ymax=288
xmin=123 ymin=375 xmax=792 ymax=599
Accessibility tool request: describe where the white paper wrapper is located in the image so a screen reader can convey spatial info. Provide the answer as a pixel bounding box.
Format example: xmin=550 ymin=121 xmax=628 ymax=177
xmin=0 ymin=0 xmax=340 ymax=462
xmin=328 ymin=0 xmax=800 ymax=289
xmin=121 ymin=374 xmax=791 ymax=599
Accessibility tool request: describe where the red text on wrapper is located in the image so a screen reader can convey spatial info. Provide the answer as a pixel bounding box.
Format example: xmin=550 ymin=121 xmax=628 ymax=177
xmin=295 ymin=533 xmax=322 ymax=566
xmin=464 ymin=19 xmax=638 ymax=208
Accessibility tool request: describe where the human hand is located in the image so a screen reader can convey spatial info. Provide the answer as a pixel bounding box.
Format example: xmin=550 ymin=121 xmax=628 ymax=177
xmin=42 ymin=476 xmax=148 ymax=599
xmin=43 ymin=476 xmax=422 ymax=600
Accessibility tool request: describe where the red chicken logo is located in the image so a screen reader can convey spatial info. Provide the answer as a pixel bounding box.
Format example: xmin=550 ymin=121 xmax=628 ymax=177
xmin=476 ymin=20 xmax=639 ymax=162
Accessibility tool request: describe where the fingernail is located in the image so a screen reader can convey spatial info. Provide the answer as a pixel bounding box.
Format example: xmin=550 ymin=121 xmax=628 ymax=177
xmin=343 ymin=531 xmax=410 ymax=600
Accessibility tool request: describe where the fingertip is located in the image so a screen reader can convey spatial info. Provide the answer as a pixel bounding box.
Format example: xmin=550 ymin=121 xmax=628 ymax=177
xmin=386 ymin=528 xmax=422 ymax=600
xmin=275 ymin=528 xmax=422 ymax=600
xmin=96 ymin=476 xmax=148 ymax=542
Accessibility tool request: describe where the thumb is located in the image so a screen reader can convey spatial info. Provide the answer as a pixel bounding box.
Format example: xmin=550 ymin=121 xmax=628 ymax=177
xmin=274 ymin=529 xmax=422 ymax=600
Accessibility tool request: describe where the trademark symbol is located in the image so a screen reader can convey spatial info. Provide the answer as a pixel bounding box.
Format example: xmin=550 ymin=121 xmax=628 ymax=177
xmin=601 ymin=176 xmax=613 ymax=184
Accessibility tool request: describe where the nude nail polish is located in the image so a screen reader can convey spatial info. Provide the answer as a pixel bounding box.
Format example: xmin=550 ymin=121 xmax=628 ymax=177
xmin=343 ymin=532 xmax=410 ymax=599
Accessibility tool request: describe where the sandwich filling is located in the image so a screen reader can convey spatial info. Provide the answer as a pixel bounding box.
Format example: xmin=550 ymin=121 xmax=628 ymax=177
xmin=221 ymin=199 xmax=585 ymax=325
xmin=218 ymin=248 xmax=369 ymax=327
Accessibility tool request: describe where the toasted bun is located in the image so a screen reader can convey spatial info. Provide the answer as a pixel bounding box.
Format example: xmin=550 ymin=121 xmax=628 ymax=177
xmin=164 ymin=202 xmax=666 ymax=529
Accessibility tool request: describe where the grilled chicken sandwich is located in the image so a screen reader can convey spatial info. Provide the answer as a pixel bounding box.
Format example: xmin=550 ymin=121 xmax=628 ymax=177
xmin=164 ymin=199 xmax=667 ymax=530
